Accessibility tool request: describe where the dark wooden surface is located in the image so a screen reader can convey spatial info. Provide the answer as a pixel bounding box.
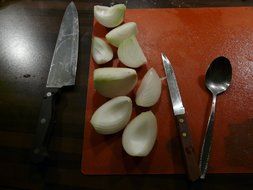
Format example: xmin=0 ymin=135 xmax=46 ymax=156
xmin=0 ymin=0 xmax=253 ymax=189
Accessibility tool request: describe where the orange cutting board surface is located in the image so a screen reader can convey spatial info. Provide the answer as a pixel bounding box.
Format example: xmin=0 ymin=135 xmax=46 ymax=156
xmin=82 ymin=7 xmax=253 ymax=175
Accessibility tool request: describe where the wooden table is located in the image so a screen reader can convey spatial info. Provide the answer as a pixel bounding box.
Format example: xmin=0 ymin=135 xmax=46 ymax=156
xmin=0 ymin=0 xmax=252 ymax=189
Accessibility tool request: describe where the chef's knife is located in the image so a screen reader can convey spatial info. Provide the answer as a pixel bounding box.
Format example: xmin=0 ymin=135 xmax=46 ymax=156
xmin=161 ymin=53 xmax=200 ymax=181
xmin=31 ymin=2 xmax=79 ymax=164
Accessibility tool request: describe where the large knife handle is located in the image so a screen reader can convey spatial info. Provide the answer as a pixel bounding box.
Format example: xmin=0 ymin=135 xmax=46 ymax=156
xmin=31 ymin=88 xmax=59 ymax=164
xmin=175 ymin=114 xmax=200 ymax=181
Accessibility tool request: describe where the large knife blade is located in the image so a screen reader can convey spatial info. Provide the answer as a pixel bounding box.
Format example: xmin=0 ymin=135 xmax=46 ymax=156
xmin=31 ymin=2 xmax=79 ymax=164
xmin=161 ymin=53 xmax=200 ymax=181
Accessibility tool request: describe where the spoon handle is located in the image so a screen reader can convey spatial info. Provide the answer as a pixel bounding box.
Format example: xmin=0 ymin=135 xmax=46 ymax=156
xmin=199 ymin=94 xmax=217 ymax=179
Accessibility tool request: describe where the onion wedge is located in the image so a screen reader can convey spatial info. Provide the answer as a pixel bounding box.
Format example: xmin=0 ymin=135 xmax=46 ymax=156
xmin=94 ymin=4 xmax=126 ymax=28
xmin=91 ymin=96 xmax=132 ymax=135
xmin=135 ymin=68 xmax=162 ymax=107
xmin=122 ymin=111 xmax=157 ymax=156
xmin=106 ymin=22 xmax=138 ymax=47
xmin=91 ymin=37 xmax=113 ymax=64
xmin=118 ymin=36 xmax=147 ymax=68
xmin=94 ymin=67 xmax=137 ymax=98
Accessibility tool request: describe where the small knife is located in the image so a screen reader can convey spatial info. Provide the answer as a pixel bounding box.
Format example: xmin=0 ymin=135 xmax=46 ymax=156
xmin=161 ymin=53 xmax=200 ymax=181
xmin=31 ymin=2 xmax=79 ymax=164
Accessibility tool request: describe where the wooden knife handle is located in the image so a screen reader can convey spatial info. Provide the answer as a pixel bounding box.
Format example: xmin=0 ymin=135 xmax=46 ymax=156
xmin=175 ymin=114 xmax=200 ymax=181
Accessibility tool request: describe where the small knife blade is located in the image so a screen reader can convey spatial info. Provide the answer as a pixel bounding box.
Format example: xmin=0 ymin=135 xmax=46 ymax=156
xmin=161 ymin=53 xmax=200 ymax=181
xmin=161 ymin=53 xmax=185 ymax=116
xmin=31 ymin=2 xmax=79 ymax=164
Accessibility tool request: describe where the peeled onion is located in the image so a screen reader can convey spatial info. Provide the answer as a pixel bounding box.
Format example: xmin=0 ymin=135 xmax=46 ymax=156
xmin=117 ymin=36 xmax=147 ymax=68
xmin=91 ymin=37 xmax=113 ymax=64
xmin=122 ymin=111 xmax=157 ymax=156
xmin=135 ymin=68 xmax=162 ymax=107
xmin=94 ymin=67 xmax=137 ymax=98
xmin=91 ymin=96 xmax=132 ymax=135
xmin=94 ymin=4 xmax=126 ymax=28
xmin=106 ymin=22 xmax=138 ymax=47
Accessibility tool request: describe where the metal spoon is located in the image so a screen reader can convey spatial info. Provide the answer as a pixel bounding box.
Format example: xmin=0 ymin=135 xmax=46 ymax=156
xmin=199 ymin=56 xmax=232 ymax=179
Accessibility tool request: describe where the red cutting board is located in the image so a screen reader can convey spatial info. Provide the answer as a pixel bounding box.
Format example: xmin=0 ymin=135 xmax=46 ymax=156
xmin=82 ymin=7 xmax=253 ymax=175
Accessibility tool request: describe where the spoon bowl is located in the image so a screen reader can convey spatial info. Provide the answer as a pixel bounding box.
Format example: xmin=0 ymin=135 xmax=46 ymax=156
xmin=205 ymin=56 xmax=232 ymax=95
xmin=200 ymin=56 xmax=232 ymax=179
